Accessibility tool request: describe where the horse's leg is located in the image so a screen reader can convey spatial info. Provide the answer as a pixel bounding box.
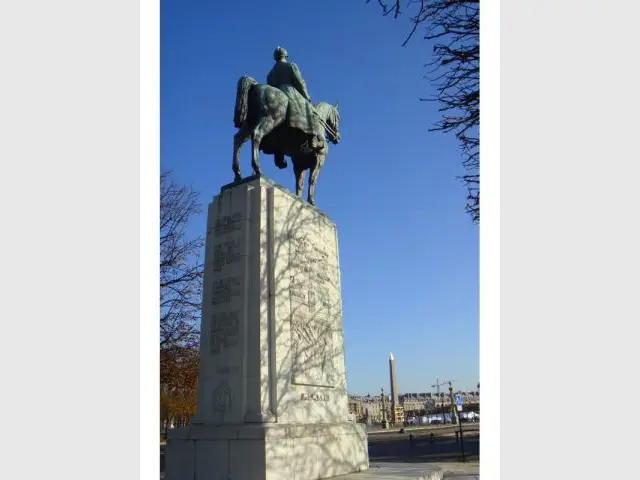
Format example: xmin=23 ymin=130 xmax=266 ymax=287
xmin=307 ymin=154 xmax=324 ymax=206
xmin=293 ymin=161 xmax=305 ymax=198
xmin=274 ymin=152 xmax=287 ymax=169
xmin=251 ymin=117 xmax=277 ymax=176
xmin=232 ymin=124 xmax=251 ymax=181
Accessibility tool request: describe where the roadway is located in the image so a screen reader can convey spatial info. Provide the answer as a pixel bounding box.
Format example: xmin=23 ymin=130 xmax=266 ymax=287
xmin=367 ymin=423 xmax=479 ymax=444
xmin=367 ymin=424 xmax=479 ymax=463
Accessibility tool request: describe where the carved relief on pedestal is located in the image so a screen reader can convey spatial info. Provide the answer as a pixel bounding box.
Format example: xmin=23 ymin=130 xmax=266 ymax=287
xmin=289 ymin=230 xmax=338 ymax=387
xmin=212 ymin=380 xmax=232 ymax=413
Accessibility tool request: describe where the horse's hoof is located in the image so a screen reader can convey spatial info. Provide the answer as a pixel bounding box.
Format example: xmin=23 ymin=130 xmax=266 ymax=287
xmin=308 ymin=199 xmax=315 ymax=207
xmin=233 ymin=172 xmax=242 ymax=182
xmin=252 ymin=168 xmax=262 ymax=177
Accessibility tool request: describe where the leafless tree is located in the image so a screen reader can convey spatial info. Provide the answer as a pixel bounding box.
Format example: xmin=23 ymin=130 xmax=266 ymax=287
xmin=369 ymin=0 xmax=480 ymax=222
xmin=160 ymin=171 xmax=204 ymax=348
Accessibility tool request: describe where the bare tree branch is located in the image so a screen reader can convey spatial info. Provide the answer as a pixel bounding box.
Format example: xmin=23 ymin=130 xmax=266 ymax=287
xmin=370 ymin=0 xmax=480 ymax=222
xmin=160 ymin=171 xmax=204 ymax=349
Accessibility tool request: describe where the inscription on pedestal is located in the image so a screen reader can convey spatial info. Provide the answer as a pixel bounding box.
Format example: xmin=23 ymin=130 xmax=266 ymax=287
xmin=214 ymin=212 xmax=243 ymax=236
xmin=206 ymin=208 xmax=244 ymax=423
xmin=300 ymin=392 xmax=330 ymax=401
xmin=213 ymin=239 xmax=242 ymax=271
xmin=211 ymin=277 xmax=241 ymax=305
xmin=210 ymin=311 xmax=240 ymax=354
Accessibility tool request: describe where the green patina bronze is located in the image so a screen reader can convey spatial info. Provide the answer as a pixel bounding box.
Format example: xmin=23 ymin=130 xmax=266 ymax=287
xmin=232 ymin=47 xmax=341 ymax=206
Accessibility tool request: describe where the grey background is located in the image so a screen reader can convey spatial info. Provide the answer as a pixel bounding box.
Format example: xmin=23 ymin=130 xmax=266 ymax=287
xmin=0 ymin=2 xmax=141 ymax=480
xmin=500 ymin=0 xmax=640 ymax=479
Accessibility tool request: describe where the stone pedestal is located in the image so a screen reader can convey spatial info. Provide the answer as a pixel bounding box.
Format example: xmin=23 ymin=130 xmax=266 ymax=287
xmin=166 ymin=176 xmax=369 ymax=479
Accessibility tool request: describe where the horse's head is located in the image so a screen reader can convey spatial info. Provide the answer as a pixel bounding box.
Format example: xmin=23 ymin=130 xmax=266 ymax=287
xmin=316 ymin=102 xmax=341 ymax=144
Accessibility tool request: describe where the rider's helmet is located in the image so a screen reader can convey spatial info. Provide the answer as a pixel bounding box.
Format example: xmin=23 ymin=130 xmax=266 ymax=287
xmin=273 ymin=46 xmax=288 ymax=61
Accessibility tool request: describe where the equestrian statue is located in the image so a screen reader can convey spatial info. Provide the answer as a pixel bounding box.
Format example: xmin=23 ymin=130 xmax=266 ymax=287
xmin=232 ymin=46 xmax=341 ymax=206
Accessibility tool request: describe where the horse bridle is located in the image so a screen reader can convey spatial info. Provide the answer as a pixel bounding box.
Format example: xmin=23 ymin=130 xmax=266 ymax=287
xmin=313 ymin=109 xmax=339 ymax=141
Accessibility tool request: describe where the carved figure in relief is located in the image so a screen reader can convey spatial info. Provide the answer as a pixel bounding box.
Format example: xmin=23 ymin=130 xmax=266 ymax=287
xmin=289 ymin=232 xmax=337 ymax=386
xmin=213 ymin=380 xmax=232 ymax=412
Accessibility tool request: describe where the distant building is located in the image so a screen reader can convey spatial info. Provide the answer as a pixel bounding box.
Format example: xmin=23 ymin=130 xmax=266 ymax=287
xmin=349 ymin=394 xmax=388 ymax=423
xmin=347 ymin=389 xmax=480 ymax=424
xmin=347 ymin=397 xmax=362 ymax=419
xmin=399 ymin=393 xmax=435 ymax=414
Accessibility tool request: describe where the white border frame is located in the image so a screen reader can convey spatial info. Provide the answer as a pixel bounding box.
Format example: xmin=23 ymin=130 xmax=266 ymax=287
xmin=141 ymin=0 xmax=160 ymax=478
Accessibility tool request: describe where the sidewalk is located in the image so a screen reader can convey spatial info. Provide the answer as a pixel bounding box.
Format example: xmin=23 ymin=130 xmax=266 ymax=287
xmin=341 ymin=462 xmax=479 ymax=479
xmin=433 ymin=461 xmax=479 ymax=479
xmin=335 ymin=462 xmax=444 ymax=479
xmin=159 ymin=462 xmax=479 ymax=480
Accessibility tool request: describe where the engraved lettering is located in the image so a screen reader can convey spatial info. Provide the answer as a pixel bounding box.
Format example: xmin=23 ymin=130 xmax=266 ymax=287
xmin=214 ymin=213 xmax=243 ymax=236
xmin=213 ymin=239 xmax=242 ymax=272
xmin=211 ymin=277 xmax=241 ymax=305
xmin=210 ymin=311 xmax=240 ymax=354
xmin=300 ymin=393 xmax=330 ymax=401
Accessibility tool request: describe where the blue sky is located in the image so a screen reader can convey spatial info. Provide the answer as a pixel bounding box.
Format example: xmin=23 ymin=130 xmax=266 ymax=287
xmin=161 ymin=0 xmax=478 ymax=394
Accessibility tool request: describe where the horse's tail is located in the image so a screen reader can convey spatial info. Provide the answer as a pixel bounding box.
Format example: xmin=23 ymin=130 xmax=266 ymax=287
xmin=234 ymin=75 xmax=258 ymax=128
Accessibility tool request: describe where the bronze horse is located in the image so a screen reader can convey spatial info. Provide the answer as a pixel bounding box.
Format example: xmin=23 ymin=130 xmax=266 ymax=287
xmin=232 ymin=75 xmax=341 ymax=206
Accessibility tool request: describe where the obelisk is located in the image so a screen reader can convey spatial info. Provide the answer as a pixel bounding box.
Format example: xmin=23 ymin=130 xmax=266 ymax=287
xmin=389 ymin=353 xmax=399 ymax=424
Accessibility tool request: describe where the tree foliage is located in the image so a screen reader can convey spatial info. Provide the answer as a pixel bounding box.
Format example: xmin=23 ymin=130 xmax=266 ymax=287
xmin=369 ymin=0 xmax=480 ymax=222
xmin=160 ymin=171 xmax=204 ymax=348
xmin=160 ymin=345 xmax=200 ymax=432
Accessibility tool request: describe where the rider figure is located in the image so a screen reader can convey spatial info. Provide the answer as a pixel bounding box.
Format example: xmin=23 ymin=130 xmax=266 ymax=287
xmin=267 ymin=46 xmax=312 ymax=103
xmin=267 ymin=47 xmax=323 ymax=167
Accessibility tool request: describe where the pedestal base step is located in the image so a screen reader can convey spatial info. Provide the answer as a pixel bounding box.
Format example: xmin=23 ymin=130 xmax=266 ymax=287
xmin=165 ymin=422 xmax=369 ymax=480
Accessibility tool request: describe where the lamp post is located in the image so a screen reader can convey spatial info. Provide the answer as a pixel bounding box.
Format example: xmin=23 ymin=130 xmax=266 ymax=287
xmin=381 ymin=387 xmax=389 ymax=429
xmin=448 ymin=383 xmax=459 ymax=425
xmin=431 ymin=377 xmax=454 ymax=424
